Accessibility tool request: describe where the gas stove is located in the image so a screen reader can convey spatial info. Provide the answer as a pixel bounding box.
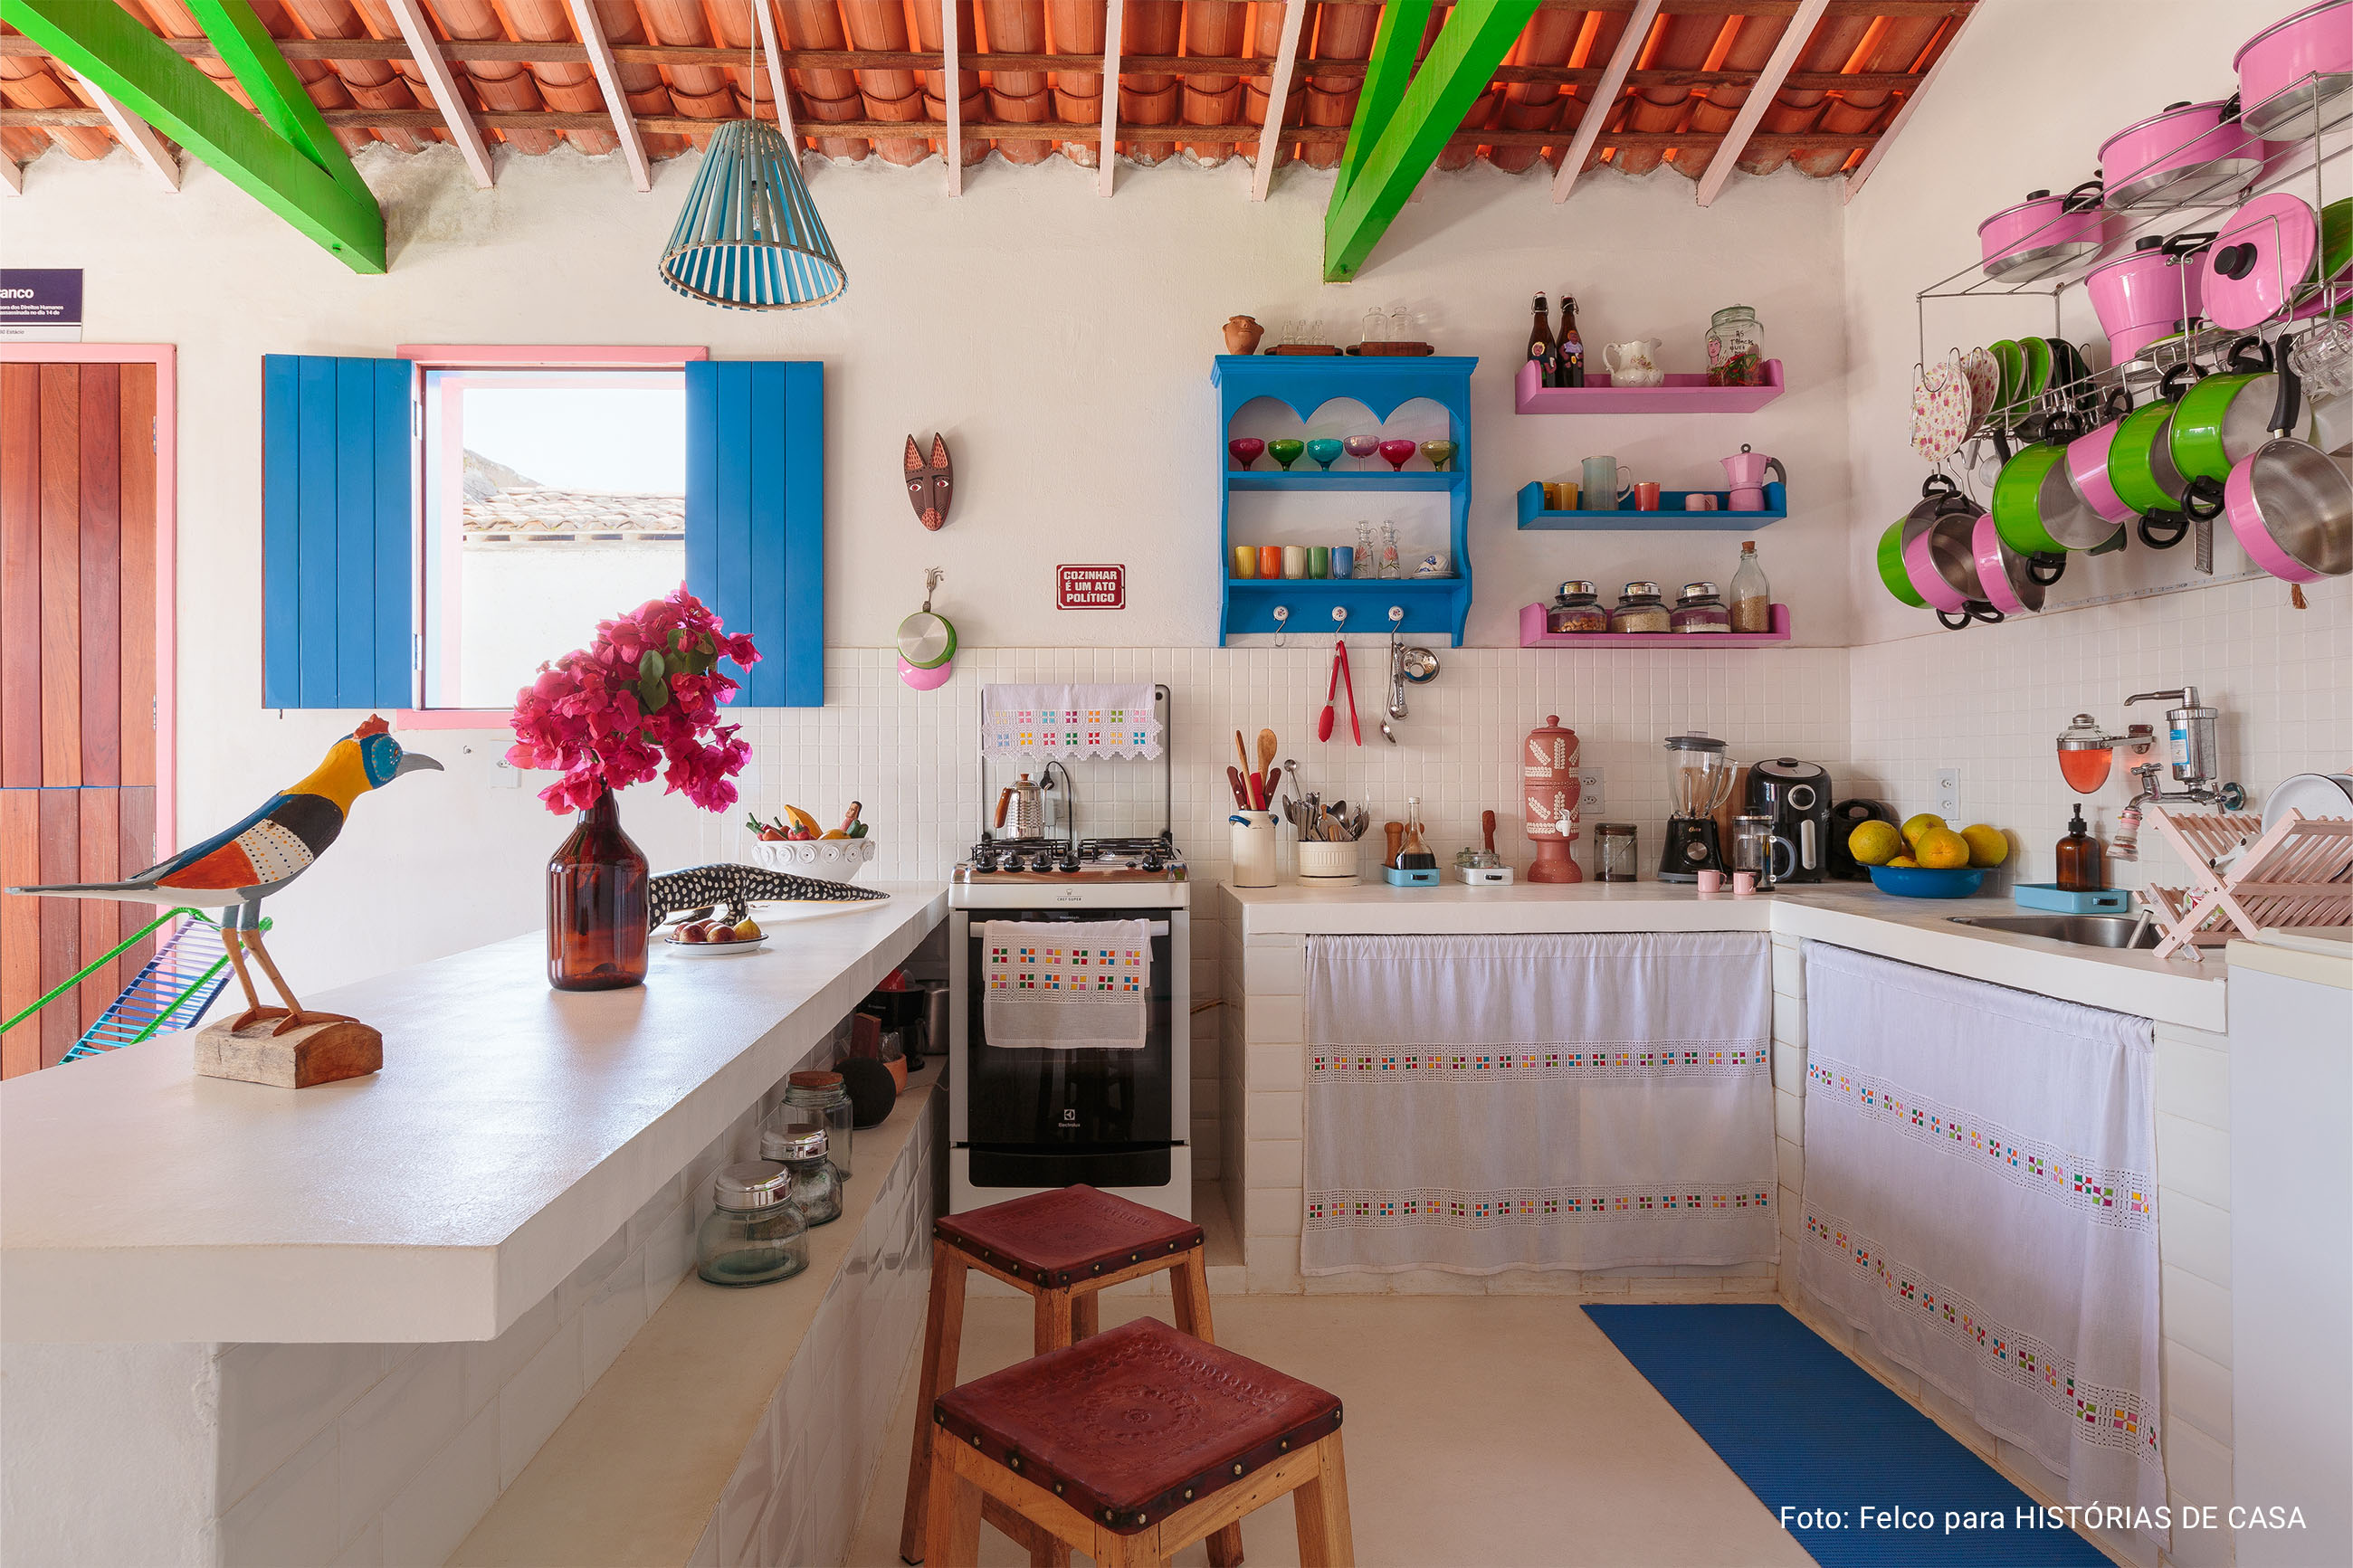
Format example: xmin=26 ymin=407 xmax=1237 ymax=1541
xmin=953 ymin=836 xmax=1187 ymax=883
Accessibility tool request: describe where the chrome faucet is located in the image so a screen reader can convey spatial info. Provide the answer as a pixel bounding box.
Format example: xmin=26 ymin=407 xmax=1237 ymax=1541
xmin=2111 ymin=686 xmax=2244 ymax=860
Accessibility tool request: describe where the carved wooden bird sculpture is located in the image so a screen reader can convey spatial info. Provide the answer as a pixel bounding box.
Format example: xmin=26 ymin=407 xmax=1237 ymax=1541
xmin=9 ymin=715 xmax=441 ymax=1035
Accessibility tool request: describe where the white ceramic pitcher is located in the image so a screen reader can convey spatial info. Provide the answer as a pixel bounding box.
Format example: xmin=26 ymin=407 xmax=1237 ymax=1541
xmin=1603 ymin=339 xmax=1665 ymax=386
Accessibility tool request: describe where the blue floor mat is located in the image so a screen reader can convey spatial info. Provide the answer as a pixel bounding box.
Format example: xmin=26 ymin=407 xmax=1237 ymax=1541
xmin=1584 ymin=1303 xmax=2110 ymax=1567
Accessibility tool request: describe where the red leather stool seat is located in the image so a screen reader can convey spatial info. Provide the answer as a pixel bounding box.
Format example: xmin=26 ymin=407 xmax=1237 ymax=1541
xmin=934 ymin=1316 xmax=1343 ymax=1536
xmin=932 ymin=1183 xmax=1205 ymax=1288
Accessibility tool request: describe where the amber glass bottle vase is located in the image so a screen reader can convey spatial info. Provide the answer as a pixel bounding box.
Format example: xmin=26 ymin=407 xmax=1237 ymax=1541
xmin=548 ymin=789 xmax=650 ymax=990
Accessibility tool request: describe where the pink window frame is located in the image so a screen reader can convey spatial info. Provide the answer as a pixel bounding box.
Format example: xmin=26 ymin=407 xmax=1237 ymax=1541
xmin=391 ymin=344 xmax=707 ymax=730
xmin=0 ymin=344 xmax=179 ymax=857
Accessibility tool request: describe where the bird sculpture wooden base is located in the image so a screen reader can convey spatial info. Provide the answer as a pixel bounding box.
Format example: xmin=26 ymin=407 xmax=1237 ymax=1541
xmin=8 ymin=716 xmax=441 ymax=1072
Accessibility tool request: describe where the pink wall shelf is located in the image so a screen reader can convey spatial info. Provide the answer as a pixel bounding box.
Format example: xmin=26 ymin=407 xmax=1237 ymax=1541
xmin=1519 ymin=602 xmax=1792 ymax=647
xmin=1513 ymin=358 xmax=1785 ymax=415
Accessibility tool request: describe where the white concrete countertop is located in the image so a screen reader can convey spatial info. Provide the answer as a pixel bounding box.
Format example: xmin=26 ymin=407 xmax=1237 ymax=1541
xmin=1222 ymin=880 xmax=2229 ymax=1032
xmin=0 ymin=885 xmax=947 ymax=1345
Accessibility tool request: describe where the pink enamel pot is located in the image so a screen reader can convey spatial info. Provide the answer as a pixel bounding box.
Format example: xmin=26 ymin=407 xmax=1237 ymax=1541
xmin=1971 ymin=508 xmax=2045 ymax=616
xmin=2236 ymin=0 xmax=2352 ymax=140
xmin=2086 ymin=233 xmax=2211 ymax=364
xmin=2221 ymin=333 xmax=2353 ymax=582
xmin=2065 ymin=392 xmax=2140 ymax=527
xmin=1979 ymin=181 xmax=2111 ymax=282
xmin=2100 ymin=99 xmax=2267 ymax=212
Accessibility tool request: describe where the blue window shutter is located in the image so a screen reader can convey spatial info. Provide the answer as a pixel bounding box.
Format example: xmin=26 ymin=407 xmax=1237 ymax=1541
xmin=685 ymin=360 xmax=824 ymax=708
xmin=261 ymin=355 xmax=415 ymax=709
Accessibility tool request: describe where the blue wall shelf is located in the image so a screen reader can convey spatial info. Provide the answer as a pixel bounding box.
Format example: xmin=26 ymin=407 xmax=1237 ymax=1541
xmin=1213 ymin=354 xmax=1476 ymax=647
xmin=1517 ymin=480 xmax=1786 ymax=531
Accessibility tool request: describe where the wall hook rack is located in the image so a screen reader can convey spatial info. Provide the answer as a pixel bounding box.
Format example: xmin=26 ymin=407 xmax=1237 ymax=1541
xmin=1272 ymin=605 xmax=1290 ymax=647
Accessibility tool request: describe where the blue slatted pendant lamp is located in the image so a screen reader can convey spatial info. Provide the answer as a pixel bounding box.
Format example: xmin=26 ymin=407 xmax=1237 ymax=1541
xmin=658 ymin=119 xmax=846 ymax=310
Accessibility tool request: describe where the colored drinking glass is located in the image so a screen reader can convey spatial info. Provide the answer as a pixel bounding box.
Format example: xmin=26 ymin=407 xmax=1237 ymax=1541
xmin=1305 ymin=438 xmax=1344 ymax=470
xmin=1308 ymin=546 xmax=1330 ymax=578
xmin=1342 ymin=434 xmax=1380 ymax=470
xmin=1232 ymin=545 xmax=1258 ymax=578
xmin=1227 ymin=437 xmax=1265 ymax=470
xmin=1377 ymin=439 xmax=1417 ymax=472
xmin=1258 ymin=546 xmax=1283 ymax=578
xmin=1268 ymin=438 xmax=1306 ymax=470
xmin=1419 ymin=440 xmax=1458 ymax=472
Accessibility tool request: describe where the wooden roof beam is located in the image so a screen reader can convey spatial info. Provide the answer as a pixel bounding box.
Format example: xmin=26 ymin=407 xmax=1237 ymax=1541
xmin=565 ymin=0 xmax=649 ymax=191
xmin=71 ymin=70 xmax=181 ymax=191
xmin=754 ymin=0 xmax=797 ymax=159
xmin=1325 ymin=2 xmax=1541 ymax=281
xmin=1693 ymin=0 xmax=1828 ymax=205
xmin=1552 ymin=0 xmax=1660 ymax=202
xmin=1250 ymin=1 xmax=1306 ymax=203
xmin=1333 ymin=0 xmax=1428 ymax=204
xmin=1098 ymin=0 xmax=1121 ymax=195
xmin=0 ymin=156 xmax=20 ymax=195
xmin=5 ymin=0 xmax=383 ymax=269
xmin=1843 ymin=4 xmax=1975 ymax=201
xmin=939 ymin=0 xmax=960 ymax=195
xmin=381 ymin=0 xmax=494 ymax=188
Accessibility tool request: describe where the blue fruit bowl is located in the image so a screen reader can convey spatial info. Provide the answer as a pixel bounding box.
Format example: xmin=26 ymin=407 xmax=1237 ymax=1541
xmin=1867 ymin=865 xmax=1986 ymax=899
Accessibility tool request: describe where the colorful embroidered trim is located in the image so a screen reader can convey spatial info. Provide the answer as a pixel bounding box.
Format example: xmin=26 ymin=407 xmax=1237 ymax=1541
xmin=1310 ymin=1043 xmax=1767 ymax=1079
xmin=985 ymin=938 xmax=1147 ymax=997
xmin=1805 ymin=1054 xmax=2156 ymax=1230
xmin=1308 ymin=1186 xmax=1774 ymax=1228
xmin=980 ymin=688 xmax=1161 ymax=760
xmin=1802 ymin=1202 xmax=2163 ymax=1471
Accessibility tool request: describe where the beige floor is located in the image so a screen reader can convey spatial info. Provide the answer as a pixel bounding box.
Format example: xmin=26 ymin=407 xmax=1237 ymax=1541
xmin=843 ymin=1294 xmax=1814 ymax=1568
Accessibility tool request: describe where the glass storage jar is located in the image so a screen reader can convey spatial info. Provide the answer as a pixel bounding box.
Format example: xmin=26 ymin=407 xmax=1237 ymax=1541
xmin=1705 ymin=305 xmax=1767 ymax=386
xmin=1545 ymin=580 xmax=1608 ymax=634
xmin=760 ymin=1121 xmax=844 ymax=1225
xmin=1595 ymin=823 xmax=1640 ymax=882
xmin=1608 ymin=582 xmax=1671 ymax=634
xmin=696 ymin=1162 xmax=808 ymax=1287
xmin=782 ymin=1070 xmax=853 ymax=1178
xmin=1670 ymin=582 xmax=1730 ymax=632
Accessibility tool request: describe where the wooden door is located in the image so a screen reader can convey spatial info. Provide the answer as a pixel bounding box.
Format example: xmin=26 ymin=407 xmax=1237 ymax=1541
xmin=0 ymin=363 xmax=159 ymax=1077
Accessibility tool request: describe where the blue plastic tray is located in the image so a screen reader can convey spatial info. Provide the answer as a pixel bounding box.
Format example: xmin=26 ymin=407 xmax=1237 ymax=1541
xmin=2011 ymin=883 xmax=2129 ymax=913
xmin=1383 ymin=866 xmax=1440 ymax=887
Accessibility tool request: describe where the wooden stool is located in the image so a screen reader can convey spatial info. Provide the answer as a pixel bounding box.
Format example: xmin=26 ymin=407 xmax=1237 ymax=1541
xmin=926 ymin=1316 xmax=1353 ymax=1567
xmin=900 ymin=1185 xmax=1240 ymax=1566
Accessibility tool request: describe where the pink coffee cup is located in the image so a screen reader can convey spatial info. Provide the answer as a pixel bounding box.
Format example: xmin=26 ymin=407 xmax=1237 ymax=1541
xmin=1732 ymin=871 xmax=1758 ymax=896
xmin=1696 ymin=870 xmax=1725 ymax=892
xmin=1688 ymin=493 xmax=1719 ymax=511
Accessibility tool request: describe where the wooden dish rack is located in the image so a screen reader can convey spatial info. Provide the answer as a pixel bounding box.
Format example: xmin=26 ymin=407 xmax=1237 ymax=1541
xmin=2140 ymin=805 xmax=2353 ymax=960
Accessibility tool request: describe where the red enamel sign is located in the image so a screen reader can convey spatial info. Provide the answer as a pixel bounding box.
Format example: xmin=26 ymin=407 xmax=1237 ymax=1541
xmin=1056 ymin=564 xmax=1125 ymax=609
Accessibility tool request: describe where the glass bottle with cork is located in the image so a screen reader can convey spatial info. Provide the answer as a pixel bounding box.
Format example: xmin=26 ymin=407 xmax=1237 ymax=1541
xmin=1729 ymin=541 xmax=1772 ymax=632
xmin=1527 ymin=292 xmax=1558 ymax=387
xmin=1557 ymin=294 xmax=1586 ymax=388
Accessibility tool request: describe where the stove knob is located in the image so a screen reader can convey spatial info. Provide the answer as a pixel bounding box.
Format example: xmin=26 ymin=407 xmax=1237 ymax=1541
xmin=1139 ymin=851 xmax=1165 ymax=872
xmin=1055 ymin=854 xmax=1081 ymax=874
xmin=972 ymin=849 xmax=998 ymax=872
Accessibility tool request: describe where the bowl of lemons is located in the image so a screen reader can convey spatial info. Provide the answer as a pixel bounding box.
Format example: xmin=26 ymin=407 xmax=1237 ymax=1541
xmin=1852 ymin=813 xmax=2008 ymax=898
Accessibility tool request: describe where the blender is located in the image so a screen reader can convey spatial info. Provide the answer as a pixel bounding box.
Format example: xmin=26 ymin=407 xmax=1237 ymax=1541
xmin=1660 ymin=733 xmax=1735 ymax=881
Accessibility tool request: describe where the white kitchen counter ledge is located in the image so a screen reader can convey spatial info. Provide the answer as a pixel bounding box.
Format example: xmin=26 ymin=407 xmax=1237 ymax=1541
xmin=0 ymin=884 xmax=948 ymax=1345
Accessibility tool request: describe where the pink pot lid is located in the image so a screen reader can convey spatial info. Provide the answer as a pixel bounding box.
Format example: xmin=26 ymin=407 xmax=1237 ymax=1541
xmin=2205 ymin=193 xmax=2320 ymax=330
xmin=2099 ymin=98 xmax=2234 ymax=157
xmin=2234 ymin=0 xmax=2349 ymax=71
xmin=1977 ymin=189 xmax=2091 ymax=234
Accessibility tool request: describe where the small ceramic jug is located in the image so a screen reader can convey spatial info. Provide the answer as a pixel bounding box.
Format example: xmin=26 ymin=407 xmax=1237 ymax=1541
xmin=1224 ymin=315 xmax=1266 ymax=355
xmin=1603 ymin=339 xmax=1665 ymax=386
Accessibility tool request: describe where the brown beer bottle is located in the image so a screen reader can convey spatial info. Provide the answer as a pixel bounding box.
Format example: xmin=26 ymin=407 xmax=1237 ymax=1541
xmin=1528 ymin=292 xmax=1558 ymax=387
xmin=1558 ymin=294 xmax=1586 ymax=388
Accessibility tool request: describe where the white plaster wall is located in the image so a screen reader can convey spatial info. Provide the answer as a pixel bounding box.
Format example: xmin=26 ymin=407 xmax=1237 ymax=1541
xmin=4 ymin=132 xmax=1854 ymax=1001
xmin=0 ymin=1340 xmax=219 ymax=1565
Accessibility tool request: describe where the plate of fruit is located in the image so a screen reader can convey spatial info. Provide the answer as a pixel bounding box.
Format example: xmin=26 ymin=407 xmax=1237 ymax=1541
xmin=665 ymin=916 xmax=768 ymax=954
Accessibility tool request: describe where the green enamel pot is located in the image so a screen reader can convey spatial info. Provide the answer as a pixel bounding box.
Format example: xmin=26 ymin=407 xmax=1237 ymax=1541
xmin=2170 ymin=358 xmax=2282 ymax=484
xmin=2108 ymin=399 xmax=2186 ymax=515
xmin=1878 ymin=516 xmax=1928 ymax=607
xmin=1991 ymin=438 xmax=2076 ymax=554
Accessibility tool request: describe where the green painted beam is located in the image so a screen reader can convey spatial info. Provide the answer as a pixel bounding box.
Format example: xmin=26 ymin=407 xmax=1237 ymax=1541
xmin=185 ymin=0 xmax=367 ymax=203
xmin=1323 ymin=1 xmax=1539 ymax=283
xmin=1330 ymin=0 xmax=1430 ymax=211
xmin=1 ymin=0 xmax=384 ymax=272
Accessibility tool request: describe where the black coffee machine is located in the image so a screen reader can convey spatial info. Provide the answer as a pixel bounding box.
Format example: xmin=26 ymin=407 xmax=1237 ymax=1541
xmin=1745 ymin=758 xmax=1833 ymax=883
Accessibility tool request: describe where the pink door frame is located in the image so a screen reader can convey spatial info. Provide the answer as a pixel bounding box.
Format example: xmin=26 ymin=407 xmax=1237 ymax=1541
xmin=393 ymin=344 xmax=707 ymax=730
xmin=0 ymin=344 xmax=177 ymax=857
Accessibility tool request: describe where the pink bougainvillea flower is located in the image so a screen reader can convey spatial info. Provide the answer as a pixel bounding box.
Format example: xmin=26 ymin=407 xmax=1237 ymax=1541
xmin=509 ymin=587 xmax=757 ymax=816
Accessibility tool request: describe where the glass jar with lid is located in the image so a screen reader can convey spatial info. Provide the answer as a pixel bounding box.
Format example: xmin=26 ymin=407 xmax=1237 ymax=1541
xmin=696 ymin=1162 xmax=809 ymax=1287
xmin=1670 ymin=582 xmax=1730 ymax=632
xmin=1608 ymin=582 xmax=1670 ymax=634
xmin=1545 ymin=580 xmax=1608 ymax=634
xmin=1706 ymin=305 xmax=1767 ymax=386
xmin=1595 ymin=822 xmax=1640 ymax=883
xmin=782 ymin=1069 xmax=853 ymax=1178
xmin=760 ymin=1120 xmax=844 ymax=1225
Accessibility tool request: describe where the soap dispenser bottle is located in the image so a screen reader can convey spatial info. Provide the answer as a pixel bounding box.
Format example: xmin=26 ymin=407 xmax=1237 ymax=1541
xmin=2055 ymin=803 xmax=2104 ymax=892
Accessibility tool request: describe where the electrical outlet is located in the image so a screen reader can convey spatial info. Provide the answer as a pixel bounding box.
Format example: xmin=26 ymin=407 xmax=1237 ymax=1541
xmin=1577 ymin=768 xmax=1605 ymax=813
xmin=1934 ymin=767 xmax=1961 ymax=820
xmin=491 ymin=757 xmax=522 ymax=790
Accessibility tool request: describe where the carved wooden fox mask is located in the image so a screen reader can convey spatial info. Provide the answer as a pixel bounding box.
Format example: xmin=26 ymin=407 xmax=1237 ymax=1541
xmin=904 ymin=433 xmax=953 ymax=531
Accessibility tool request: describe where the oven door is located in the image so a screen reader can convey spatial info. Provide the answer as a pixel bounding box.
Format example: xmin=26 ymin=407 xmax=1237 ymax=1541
xmin=953 ymin=907 xmax=1186 ymax=1190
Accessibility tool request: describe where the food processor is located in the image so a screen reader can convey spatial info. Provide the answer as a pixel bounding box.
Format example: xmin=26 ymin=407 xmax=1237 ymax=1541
xmin=1660 ymin=733 xmax=1735 ymax=881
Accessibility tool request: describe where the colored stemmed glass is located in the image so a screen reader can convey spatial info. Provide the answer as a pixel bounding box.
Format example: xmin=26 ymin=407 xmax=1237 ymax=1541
xmin=1267 ymin=438 xmax=1306 ymax=470
xmin=1418 ymin=440 xmax=1458 ymax=472
xmin=1227 ymin=437 xmax=1265 ymax=470
xmin=1341 ymin=433 xmax=1380 ymax=470
xmin=1377 ymin=439 xmax=1417 ymax=472
xmin=1305 ymin=438 xmax=1345 ymax=470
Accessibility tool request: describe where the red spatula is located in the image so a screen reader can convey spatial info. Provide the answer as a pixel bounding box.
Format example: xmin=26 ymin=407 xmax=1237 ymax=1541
xmin=1338 ymin=641 xmax=1362 ymax=746
xmin=1317 ymin=642 xmax=1342 ymax=742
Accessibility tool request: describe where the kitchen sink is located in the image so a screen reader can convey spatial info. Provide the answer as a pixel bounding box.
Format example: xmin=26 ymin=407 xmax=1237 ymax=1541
xmin=1948 ymin=914 xmax=2159 ymax=949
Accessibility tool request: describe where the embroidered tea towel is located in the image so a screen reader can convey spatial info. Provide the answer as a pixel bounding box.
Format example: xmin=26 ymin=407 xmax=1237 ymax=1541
xmin=980 ymin=920 xmax=1151 ymax=1050
xmin=1303 ymin=932 xmax=1777 ymax=1276
xmin=981 ymin=684 xmax=1160 ymax=761
xmin=1799 ymin=940 xmax=2164 ymax=1541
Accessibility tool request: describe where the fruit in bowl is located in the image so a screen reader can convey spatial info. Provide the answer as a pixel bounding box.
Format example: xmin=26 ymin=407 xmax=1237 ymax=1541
xmin=1867 ymin=864 xmax=1987 ymax=898
xmin=1852 ymin=813 xmax=2012 ymax=873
